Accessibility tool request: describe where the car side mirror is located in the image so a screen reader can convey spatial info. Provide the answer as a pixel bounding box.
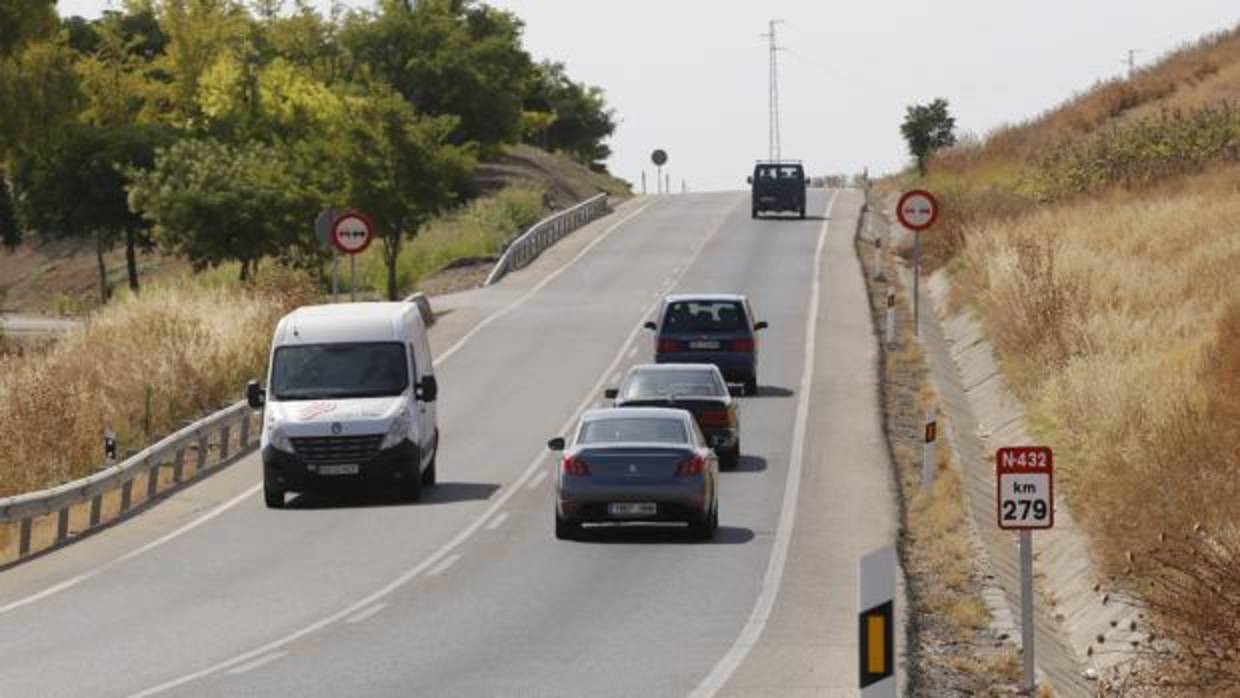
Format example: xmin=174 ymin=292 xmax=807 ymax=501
xmin=245 ymin=380 xmax=265 ymax=410
xmin=754 ymin=321 xmax=769 ymax=331
xmin=643 ymin=321 xmax=657 ymax=330
xmin=416 ymin=375 xmax=439 ymax=402
xmin=604 ymin=388 xmax=618 ymax=399
xmin=746 ymin=176 xmax=753 ymax=184
xmin=547 ymin=437 xmax=566 ymax=451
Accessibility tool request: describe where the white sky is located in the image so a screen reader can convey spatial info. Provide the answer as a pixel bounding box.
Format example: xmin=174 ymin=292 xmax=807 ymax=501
xmin=59 ymin=1 xmax=1240 ymax=191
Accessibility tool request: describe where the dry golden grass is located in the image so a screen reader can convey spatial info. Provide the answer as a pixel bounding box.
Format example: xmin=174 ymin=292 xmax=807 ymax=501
xmin=0 ymin=272 xmax=313 ymax=498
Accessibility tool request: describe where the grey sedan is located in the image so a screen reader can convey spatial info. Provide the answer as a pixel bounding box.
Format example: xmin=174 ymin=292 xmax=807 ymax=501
xmin=548 ymin=407 xmax=719 ymax=541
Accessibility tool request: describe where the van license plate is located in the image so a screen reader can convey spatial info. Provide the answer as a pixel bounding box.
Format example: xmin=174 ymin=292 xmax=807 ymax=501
xmin=609 ymin=502 xmax=656 ymax=516
xmin=689 ymin=341 xmax=720 ymax=350
xmin=318 ymin=464 xmax=359 ymax=475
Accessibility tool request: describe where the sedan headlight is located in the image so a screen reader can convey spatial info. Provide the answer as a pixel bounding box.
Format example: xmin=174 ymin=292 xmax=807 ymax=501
xmin=267 ymin=424 xmax=293 ymax=453
xmin=380 ymin=416 xmax=411 ymax=449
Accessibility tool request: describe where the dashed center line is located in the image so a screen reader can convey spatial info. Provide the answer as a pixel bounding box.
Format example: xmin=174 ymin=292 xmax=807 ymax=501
xmin=345 ymin=603 xmax=387 ymax=624
xmin=426 ymin=554 xmax=461 ymax=577
xmin=526 ymin=470 xmax=549 ymax=489
xmin=485 ymin=512 xmax=510 ymax=531
xmin=224 ymin=652 xmax=287 ymax=676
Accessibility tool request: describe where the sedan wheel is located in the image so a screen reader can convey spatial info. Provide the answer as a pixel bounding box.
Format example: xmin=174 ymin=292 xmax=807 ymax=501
xmin=555 ymin=512 xmax=579 ymax=541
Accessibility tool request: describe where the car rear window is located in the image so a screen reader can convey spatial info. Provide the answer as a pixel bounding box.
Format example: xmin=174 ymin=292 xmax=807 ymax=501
xmin=621 ymin=370 xmax=725 ymax=399
xmin=662 ymin=301 xmax=748 ymax=333
xmin=578 ymin=418 xmax=688 ymax=444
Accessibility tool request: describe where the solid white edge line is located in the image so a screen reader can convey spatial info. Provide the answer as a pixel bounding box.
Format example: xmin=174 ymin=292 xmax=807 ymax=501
xmin=0 ymin=483 xmax=264 ymax=617
xmin=0 ymin=200 xmax=655 ymax=618
xmin=426 ymin=553 xmax=461 ymax=577
xmin=223 ymin=651 xmax=287 ymax=676
xmin=130 ymin=195 xmax=738 ymax=698
xmin=344 ymin=603 xmax=387 ymax=624
xmin=687 ymin=190 xmax=839 ymax=698
xmin=484 ymin=512 xmax=509 ymax=531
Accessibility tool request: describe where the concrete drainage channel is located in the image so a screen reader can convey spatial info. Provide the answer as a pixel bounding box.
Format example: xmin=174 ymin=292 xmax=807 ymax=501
xmin=871 ymin=195 xmax=1139 ymax=695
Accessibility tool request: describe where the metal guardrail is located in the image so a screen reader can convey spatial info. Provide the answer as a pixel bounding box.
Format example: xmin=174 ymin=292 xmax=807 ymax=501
xmin=484 ymin=193 xmax=610 ymax=286
xmin=0 ymin=402 xmax=258 ymax=563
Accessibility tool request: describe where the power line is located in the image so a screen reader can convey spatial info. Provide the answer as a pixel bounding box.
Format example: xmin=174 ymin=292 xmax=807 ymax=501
xmin=761 ymin=19 xmax=785 ymax=162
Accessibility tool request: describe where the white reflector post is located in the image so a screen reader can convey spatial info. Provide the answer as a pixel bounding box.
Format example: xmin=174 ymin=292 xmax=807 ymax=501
xmin=859 ymin=544 xmax=897 ymax=697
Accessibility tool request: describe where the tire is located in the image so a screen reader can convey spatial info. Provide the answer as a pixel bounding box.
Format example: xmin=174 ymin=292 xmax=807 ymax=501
xmin=724 ymin=442 xmax=740 ymax=470
xmin=744 ymin=376 xmax=759 ymax=396
xmin=400 ymin=467 xmax=423 ymax=501
xmin=555 ymin=512 xmax=579 ymax=541
xmin=420 ymin=452 xmax=437 ymax=487
xmin=751 ymin=207 xmax=758 ymax=219
xmin=264 ymin=484 xmax=285 ymax=509
xmin=689 ymin=502 xmax=718 ymax=540
xmin=798 ymin=205 xmax=806 ymax=219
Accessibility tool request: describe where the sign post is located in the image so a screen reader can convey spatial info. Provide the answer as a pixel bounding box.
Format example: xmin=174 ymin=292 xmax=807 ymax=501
xmin=895 ymin=190 xmax=939 ymax=336
xmin=651 ymin=149 xmax=668 ymax=195
xmin=996 ymin=446 xmax=1054 ymax=693
xmin=331 ymin=211 xmax=374 ymax=301
xmin=314 ymin=208 xmax=338 ymax=301
xmin=859 ymin=544 xmax=897 ymax=697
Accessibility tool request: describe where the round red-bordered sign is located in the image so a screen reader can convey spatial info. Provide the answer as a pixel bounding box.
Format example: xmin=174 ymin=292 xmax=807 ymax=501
xmin=331 ymin=210 xmax=374 ymax=255
xmin=896 ymin=189 xmax=939 ymax=231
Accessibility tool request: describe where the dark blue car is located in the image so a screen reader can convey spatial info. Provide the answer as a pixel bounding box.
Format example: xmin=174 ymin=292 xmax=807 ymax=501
xmin=643 ymin=294 xmax=767 ymax=395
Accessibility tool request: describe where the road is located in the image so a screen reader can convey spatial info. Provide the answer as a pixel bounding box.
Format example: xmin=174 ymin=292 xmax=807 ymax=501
xmin=0 ymin=189 xmax=902 ymax=697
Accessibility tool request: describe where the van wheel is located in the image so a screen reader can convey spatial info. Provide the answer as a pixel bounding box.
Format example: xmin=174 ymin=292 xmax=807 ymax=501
xmin=420 ymin=453 xmax=437 ymax=487
xmin=400 ymin=470 xmax=423 ymax=501
xmin=799 ymin=205 xmax=806 ymax=219
xmin=264 ymin=485 xmax=285 ymax=509
xmin=751 ymin=207 xmax=758 ymax=219
xmin=555 ymin=512 xmax=579 ymax=541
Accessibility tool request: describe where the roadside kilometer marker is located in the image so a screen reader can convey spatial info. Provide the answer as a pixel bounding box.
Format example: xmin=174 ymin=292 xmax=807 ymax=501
xmin=996 ymin=445 xmax=1055 ymax=694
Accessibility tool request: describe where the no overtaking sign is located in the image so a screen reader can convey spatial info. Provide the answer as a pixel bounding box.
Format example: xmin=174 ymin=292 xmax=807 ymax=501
xmin=332 ymin=211 xmax=374 ymax=255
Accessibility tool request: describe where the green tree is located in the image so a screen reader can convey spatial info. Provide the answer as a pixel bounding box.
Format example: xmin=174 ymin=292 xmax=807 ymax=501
xmin=0 ymin=0 xmax=58 ymax=59
xmin=341 ymin=88 xmax=475 ymax=299
xmin=9 ymin=123 xmax=165 ymax=299
xmin=524 ymin=61 xmax=615 ymax=171
xmin=900 ymin=98 xmax=956 ymax=176
xmin=129 ymin=137 xmax=314 ymax=281
xmin=342 ymin=0 xmax=532 ymax=153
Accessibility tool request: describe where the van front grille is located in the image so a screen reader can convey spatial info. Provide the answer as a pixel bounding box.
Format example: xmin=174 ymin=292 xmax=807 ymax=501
xmin=290 ymin=435 xmax=384 ymax=465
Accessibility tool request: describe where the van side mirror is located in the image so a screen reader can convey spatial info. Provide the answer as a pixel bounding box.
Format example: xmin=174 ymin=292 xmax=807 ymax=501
xmin=604 ymin=388 xmax=618 ymax=399
xmin=245 ymin=380 xmax=265 ymax=410
xmin=643 ymin=321 xmax=657 ymax=330
xmin=754 ymin=321 xmax=769 ymax=331
xmin=547 ymin=437 xmax=566 ymax=451
xmin=416 ymin=375 xmax=439 ymax=402
xmin=746 ymin=176 xmax=753 ymax=184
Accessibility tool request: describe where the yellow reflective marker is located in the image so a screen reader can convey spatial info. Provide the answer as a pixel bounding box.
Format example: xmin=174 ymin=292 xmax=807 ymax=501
xmin=867 ymin=613 xmax=886 ymax=674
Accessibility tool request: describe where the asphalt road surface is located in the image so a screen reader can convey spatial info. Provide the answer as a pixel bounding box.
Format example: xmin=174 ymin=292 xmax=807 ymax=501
xmin=0 ymin=189 xmax=902 ymax=697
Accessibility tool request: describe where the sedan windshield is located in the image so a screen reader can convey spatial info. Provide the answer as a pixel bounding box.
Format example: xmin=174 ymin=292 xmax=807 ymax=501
xmin=662 ymin=301 xmax=748 ymax=333
xmin=578 ymin=418 xmax=688 ymax=445
xmin=622 ymin=370 xmax=725 ymax=399
xmin=271 ymin=342 xmax=408 ymax=400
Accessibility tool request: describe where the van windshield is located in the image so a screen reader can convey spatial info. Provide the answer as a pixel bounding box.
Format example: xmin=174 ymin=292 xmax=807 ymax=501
xmin=271 ymin=342 xmax=409 ymax=400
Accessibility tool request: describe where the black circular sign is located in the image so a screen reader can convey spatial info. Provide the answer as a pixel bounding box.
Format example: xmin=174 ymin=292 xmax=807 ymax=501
xmin=651 ymin=149 xmax=668 ymax=166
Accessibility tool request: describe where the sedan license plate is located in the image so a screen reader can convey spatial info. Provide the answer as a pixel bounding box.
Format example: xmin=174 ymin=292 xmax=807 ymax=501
xmin=608 ymin=502 xmax=656 ymax=516
xmin=317 ymin=464 xmax=359 ymax=476
xmin=689 ymin=340 xmax=720 ymax=350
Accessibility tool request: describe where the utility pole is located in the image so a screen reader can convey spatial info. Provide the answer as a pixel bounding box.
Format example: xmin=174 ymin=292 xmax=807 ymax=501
xmin=761 ymin=20 xmax=785 ymax=162
xmin=1125 ymin=49 xmax=1142 ymax=79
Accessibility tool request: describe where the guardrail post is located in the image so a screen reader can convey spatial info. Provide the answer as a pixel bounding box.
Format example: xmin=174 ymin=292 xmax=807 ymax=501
xmin=195 ymin=432 xmax=208 ymax=474
xmin=56 ymin=507 xmax=69 ymax=543
xmin=219 ymin=424 xmax=232 ymax=462
xmin=120 ymin=478 xmax=133 ymax=512
xmin=147 ymin=460 xmax=160 ymax=500
xmin=239 ymin=411 xmax=251 ymax=447
xmin=18 ymin=517 xmax=32 ymax=557
xmin=172 ymin=447 xmax=186 ymax=483
xmin=89 ymin=495 xmax=102 ymax=527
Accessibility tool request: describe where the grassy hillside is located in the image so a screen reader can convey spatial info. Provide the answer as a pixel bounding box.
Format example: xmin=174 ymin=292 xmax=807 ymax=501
xmin=895 ymin=24 xmax=1240 ymax=692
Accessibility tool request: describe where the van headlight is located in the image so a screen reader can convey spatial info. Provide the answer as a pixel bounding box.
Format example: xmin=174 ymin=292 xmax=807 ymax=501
xmin=380 ymin=418 xmax=410 ymax=449
xmin=267 ymin=424 xmax=294 ymax=453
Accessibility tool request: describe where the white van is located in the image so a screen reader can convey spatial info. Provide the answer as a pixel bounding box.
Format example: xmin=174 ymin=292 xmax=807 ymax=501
xmin=245 ymin=302 xmax=439 ymax=508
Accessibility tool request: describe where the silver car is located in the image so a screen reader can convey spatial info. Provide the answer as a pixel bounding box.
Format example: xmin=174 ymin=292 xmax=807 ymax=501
xmin=548 ymin=407 xmax=720 ymax=541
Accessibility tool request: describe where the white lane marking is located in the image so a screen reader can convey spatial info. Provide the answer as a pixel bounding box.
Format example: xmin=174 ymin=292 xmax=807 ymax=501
xmin=627 ymin=345 xmax=638 ymax=359
xmin=224 ymin=651 xmax=287 ymax=676
xmin=433 ymin=201 xmax=654 ymax=367
xmin=426 ymin=554 xmax=461 ymax=577
xmin=688 ymin=191 xmax=839 ymax=698
xmin=131 ymin=198 xmax=737 ymax=698
xmin=0 ymin=482 xmax=263 ymax=617
xmin=609 ymin=371 xmax=621 ymax=385
xmin=484 ymin=512 xmax=509 ymax=531
xmin=525 ymin=470 xmax=549 ymax=490
xmin=345 ymin=603 xmax=386 ymax=624
xmin=0 ymin=202 xmax=657 ymax=618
